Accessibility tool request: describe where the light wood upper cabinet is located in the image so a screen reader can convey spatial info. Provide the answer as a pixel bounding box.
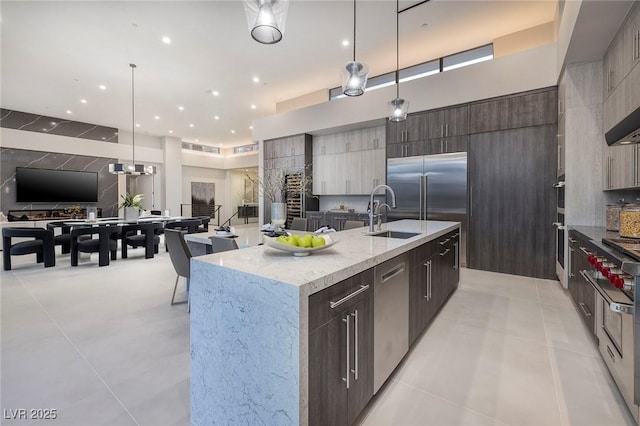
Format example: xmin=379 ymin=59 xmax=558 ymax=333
xmin=312 ymin=126 xmax=386 ymax=195
xmin=604 ymin=145 xmax=639 ymax=190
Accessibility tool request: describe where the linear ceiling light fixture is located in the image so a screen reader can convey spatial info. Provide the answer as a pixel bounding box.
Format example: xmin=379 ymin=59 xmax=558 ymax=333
xmin=342 ymin=0 xmax=369 ymax=96
xmin=109 ymin=64 xmax=155 ymax=176
xmin=389 ymin=0 xmax=408 ymax=122
xmin=243 ymin=0 xmax=289 ymax=44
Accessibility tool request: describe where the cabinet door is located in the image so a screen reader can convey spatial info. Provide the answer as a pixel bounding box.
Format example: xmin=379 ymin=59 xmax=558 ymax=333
xmin=309 ymin=314 xmax=349 ymax=426
xmin=386 ymin=143 xmax=405 ymax=159
xmin=509 ymin=90 xmax=557 ymax=128
xmin=386 ymin=121 xmax=406 ymax=144
xmin=567 ymin=243 xmax=580 ymax=305
xmin=423 ymin=139 xmax=443 ymax=155
xmin=346 ymin=298 xmax=374 ymax=425
xmin=423 ymin=110 xmax=445 ymax=139
xmin=607 ymin=145 xmax=635 ymax=190
xmin=313 ymin=155 xmax=326 ymax=195
xmin=360 ymin=149 xmax=385 ymax=192
xmin=443 ymin=105 xmax=469 ymax=136
xmin=469 ymin=98 xmax=511 ymax=133
xmin=409 ymin=259 xmax=429 ymax=345
xmin=443 ymin=135 xmax=468 ymax=153
xmin=604 ymin=80 xmax=627 ymax=133
xmin=346 ymin=130 xmax=362 ymax=152
xmin=346 ymin=151 xmax=362 ymax=194
xmin=626 ymin=57 xmax=640 ymax=119
xmin=405 ymin=113 xmax=428 ymax=142
xmin=468 ymin=125 xmax=557 ymax=279
xmin=374 ymin=148 xmax=386 ymax=187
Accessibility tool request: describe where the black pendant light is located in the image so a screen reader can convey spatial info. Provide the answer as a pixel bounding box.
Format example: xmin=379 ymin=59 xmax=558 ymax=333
xmin=109 ymin=64 xmax=155 ymax=175
xmin=389 ymin=0 xmax=408 ymax=121
xmin=342 ymin=0 xmax=369 ymax=96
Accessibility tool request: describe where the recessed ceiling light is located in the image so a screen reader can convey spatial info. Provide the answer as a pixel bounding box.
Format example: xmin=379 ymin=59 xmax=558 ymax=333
xmin=251 ymin=104 xmax=256 ymax=110
xmin=42 ymin=128 xmax=47 ymax=131
xmin=214 ymin=115 xmax=220 ymax=120
xmin=50 ymin=121 xmax=56 ymax=125
xmin=212 ymin=91 xmax=219 ymax=96
xmin=342 ymin=39 xmax=349 ymax=46
xmin=249 ymin=125 xmax=253 ymax=130
xmin=162 ymin=36 xmax=171 ymax=44
xmin=253 ymin=76 xmax=260 ymax=83
xmin=231 ymin=130 xmax=236 ymax=134
xmin=102 ymin=137 xmax=106 ymax=140
xmin=154 ymin=115 xmax=160 ymax=120
xmin=66 ymin=110 xmax=72 ymax=114
xmin=136 ymin=123 xmax=140 ymax=127
xmin=80 ymin=99 xmax=87 ymax=104
xmin=421 ymin=23 xmax=428 ymax=28
xmin=168 ymin=130 xmax=173 ymax=134
xmin=195 ymin=139 xmax=199 ymax=142
xmin=178 ymin=106 xmax=184 ymax=111
xmin=99 ymin=85 xmax=106 ymax=90
xmin=189 ymin=124 xmax=194 ymax=127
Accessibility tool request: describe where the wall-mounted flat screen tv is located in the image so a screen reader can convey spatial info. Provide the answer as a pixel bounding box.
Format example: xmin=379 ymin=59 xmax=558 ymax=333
xmin=16 ymin=167 xmax=98 ymax=203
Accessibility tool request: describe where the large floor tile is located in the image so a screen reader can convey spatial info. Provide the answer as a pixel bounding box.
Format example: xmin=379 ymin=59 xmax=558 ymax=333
xmin=549 ymin=346 xmax=636 ymax=426
xmin=460 ymin=268 xmax=540 ymax=302
xmin=394 ymin=318 xmax=562 ymax=426
xmin=362 ymin=379 xmax=506 ymax=426
xmin=540 ymin=302 xmax=601 ymax=358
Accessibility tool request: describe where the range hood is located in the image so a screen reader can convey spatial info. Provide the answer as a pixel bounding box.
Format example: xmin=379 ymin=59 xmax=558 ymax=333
xmin=606 ymin=105 xmax=640 ymax=145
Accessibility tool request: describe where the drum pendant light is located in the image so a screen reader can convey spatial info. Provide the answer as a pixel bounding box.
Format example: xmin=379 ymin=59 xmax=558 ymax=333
xmin=342 ymin=0 xmax=369 ymax=96
xmin=243 ymin=0 xmax=289 ymax=45
xmin=109 ymin=64 xmax=155 ymax=175
xmin=388 ymin=0 xmax=408 ymax=122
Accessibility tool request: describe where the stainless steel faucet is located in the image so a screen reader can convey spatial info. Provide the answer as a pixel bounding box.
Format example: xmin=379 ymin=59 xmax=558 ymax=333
xmin=376 ymin=203 xmax=391 ymax=230
xmin=369 ymin=184 xmax=396 ymax=232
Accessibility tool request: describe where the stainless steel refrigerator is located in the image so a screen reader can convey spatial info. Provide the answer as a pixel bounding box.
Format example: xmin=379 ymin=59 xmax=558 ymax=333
xmin=387 ymin=152 xmax=467 ymax=266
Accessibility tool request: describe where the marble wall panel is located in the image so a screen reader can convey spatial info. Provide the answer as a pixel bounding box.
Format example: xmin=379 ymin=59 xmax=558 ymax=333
xmin=0 ymin=148 xmax=118 ymax=217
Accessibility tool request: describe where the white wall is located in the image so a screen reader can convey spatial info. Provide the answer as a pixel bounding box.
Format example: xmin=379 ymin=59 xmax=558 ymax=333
xmin=253 ymin=43 xmax=558 ymax=141
xmin=163 ymin=136 xmax=183 ymax=215
xmin=556 ymin=0 xmax=582 ymax=74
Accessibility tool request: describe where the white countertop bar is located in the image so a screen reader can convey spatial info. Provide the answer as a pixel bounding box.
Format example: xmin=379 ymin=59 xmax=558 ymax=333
xmin=190 ymin=219 xmax=460 ymax=426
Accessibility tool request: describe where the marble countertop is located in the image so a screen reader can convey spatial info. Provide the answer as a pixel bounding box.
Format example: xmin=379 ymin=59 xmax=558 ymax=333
xmin=191 ymin=219 xmax=459 ymax=296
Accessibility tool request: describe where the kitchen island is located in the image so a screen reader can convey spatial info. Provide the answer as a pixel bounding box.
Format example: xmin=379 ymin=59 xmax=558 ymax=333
xmin=190 ymin=219 xmax=460 ymax=425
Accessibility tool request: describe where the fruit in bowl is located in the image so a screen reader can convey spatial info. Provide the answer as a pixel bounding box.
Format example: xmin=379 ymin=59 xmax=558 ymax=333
xmin=266 ymin=233 xmax=334 ymax=256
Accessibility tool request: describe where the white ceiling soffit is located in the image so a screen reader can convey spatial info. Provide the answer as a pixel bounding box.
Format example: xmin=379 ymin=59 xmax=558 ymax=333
xmin=564 ymin=0 xmax=634 ymax=65
xmin=1 ymin=1 xmax=557 ymax=148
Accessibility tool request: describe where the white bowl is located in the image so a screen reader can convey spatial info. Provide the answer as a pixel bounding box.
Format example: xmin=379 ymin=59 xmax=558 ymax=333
xmin=263 ymin=234 xmax=338 ymax=256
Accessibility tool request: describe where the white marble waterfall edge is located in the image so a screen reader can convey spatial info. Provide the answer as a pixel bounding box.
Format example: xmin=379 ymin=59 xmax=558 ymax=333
xmin=190 ymin=262 xmax=300 ymax=425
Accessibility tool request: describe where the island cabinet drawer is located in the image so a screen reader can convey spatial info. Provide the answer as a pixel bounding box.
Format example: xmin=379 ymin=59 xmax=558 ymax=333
xmin=437 ymin=230 xmax=459 ymax=248
xmin=309 ymin=268 xmax=374 ymax=332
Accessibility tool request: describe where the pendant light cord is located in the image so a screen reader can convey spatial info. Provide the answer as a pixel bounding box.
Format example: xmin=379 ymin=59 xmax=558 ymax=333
xmin=353 ymin=0 xmax=356 ymax=62
xmin=396 ymin=0 xmax=399 ymax=98
xmin=130 ymin=63 xmax=136 ymax=165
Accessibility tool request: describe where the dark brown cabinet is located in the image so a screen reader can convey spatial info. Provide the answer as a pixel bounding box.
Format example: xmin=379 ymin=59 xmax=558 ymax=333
xmin=409 ymin=230 xmax=460 ymax=345
xmin=568 ymin=232 xmax=596 ymax=335
xmin=308 ymin=269 xmax=374 ymax=426
xmin=469 ymin=98 xmax=511 ymax=133
xmin=468 ymin=124 xmax=557 ymax=279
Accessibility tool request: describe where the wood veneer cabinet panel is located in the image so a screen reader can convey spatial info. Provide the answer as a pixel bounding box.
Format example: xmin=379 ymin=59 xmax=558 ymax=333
xmin=468 ymin=125 xmax=557 ymax=279
xmin=468 ymin=98 xmax=511 ymax=133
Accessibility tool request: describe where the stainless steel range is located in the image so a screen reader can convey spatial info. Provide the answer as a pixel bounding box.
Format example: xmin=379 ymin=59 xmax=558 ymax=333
xmin=583 ymin=237 xmax=640 ymax=423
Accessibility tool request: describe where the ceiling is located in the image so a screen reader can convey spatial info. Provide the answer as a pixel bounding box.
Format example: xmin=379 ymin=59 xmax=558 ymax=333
xmin=1 ymin=0 xmax=558 ymax=148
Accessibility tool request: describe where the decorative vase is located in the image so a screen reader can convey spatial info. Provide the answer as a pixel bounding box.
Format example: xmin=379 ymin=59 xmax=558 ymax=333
xmin=271 ymin=202 xmax=287 ymax=230
xmin=124 ymin=206 xmax=139 ymax=222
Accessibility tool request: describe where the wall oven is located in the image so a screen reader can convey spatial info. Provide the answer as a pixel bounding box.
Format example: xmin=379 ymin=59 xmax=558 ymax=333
xmin=553 ymin=178 xmax=566 ymax=286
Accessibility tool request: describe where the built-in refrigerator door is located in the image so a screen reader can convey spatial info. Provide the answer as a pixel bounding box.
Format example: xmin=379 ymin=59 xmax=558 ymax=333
xmin=423 ymin=152 xmax=468 ymax=266
xmin=387 ymin=156 xmax=424 ymax=220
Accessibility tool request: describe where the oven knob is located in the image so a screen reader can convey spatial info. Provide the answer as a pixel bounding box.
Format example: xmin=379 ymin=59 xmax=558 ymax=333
xmin=601 ymin=267 xmax=611 ymax=277
xmin=613 ymin=276 xmax=624 ymax=289
xmin=609 ymin=273 xmax=619 ymax=284
xmin=588 ymin=255 xmax=597 ymax=265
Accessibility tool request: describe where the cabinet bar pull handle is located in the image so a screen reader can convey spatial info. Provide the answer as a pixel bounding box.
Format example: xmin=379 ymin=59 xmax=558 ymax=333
xmin=446 ymin=123 xmax=449 ymax=137
xmin=441 ymin=124 xmax=444 ymax=138
xmin=578 ymin=246 xmax=591 ymax=257
xmin=440 ymin=248 xmax=451 ymax=256
xmin=428 ymin=260 xmax=432 ymax=299
xmin=578 ymin=302 xmax=592 ymax=317
xmin=343 ymin=315 xmax=350 ymax=389
xmin=569 ymin=238 xmax=576 ymax=243
xmin=452 ymin=233 xmax=459 ymax=238
xmin=351 ymin=310 xmax=358 ymax=380
xmin=423 ymin=260 xmax=430 ymax=299
xmin=439 ymin=238 xmax=450 ymax=245
xmin=330 ymin=285 xmax=370 ymax=309
xmin=382 ymin=265 xmax=406 ymax=283
xmin=454 ymin=242 xmax=459 ymax=270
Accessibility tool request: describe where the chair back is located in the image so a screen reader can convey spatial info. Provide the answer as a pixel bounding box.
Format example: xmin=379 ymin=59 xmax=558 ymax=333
xmin=289 ymin=217 xmax=308 ymax=231
xmin=165 ymin=219 xmax=202 ymax=234
xmin=165 ymin=229 xmax=192 ymax=278
xmin=343 ymin=220 xmax=366 ymax=230
xmin=209 ymin=236 xmax=239 ymax=253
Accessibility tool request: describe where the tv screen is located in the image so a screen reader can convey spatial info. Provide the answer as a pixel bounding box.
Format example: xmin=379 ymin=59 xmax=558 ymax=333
xmin=16 ymin=167 xmax=98 ymax=203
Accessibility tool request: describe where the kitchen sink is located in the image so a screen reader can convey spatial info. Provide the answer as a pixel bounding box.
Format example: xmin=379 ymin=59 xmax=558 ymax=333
xmin=369 ymin=231 xmax=420 ymax=239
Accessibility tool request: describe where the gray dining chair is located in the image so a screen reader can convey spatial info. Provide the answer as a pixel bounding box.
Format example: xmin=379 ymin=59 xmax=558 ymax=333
xmin=165 ymin=229 xmax=192 ymax=308
xmin=343 ymin=220 xmax=366 ymax=230
xmin=289 ymin=217 xmax=308 ymax=231
xmin=209 ymin=236 xmax=239 ymax=253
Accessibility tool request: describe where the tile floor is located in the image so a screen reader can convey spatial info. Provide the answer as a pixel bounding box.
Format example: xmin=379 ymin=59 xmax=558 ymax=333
xmin=1 ymin=235 xmax=636 ymax=426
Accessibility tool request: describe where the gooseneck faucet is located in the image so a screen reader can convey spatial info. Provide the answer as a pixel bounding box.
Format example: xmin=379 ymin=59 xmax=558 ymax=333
xmin=369 ymin=184 xmax=396 ymax=232
xmin=376 ymin=203 xmax=391 ymax=230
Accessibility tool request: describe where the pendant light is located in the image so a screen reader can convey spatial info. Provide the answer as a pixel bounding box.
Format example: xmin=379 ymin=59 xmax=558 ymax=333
xmin=109 ymin=64 xmax=155 ymax=176
xmin=342 ymin=0 xmax=369 ymax=97
xmin=243 ymin=0 xmax=289 ymax=45
xmin=388 ymin=0 xmax=408 ymax=121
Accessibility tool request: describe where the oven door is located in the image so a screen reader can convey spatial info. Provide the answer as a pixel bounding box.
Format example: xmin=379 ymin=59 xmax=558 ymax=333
xmin=554 ymin=214 xmax=566 ymax=276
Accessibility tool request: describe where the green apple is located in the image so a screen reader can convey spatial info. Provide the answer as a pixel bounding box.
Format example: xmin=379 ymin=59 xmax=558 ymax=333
xmin=311 ymin=236 xmax=326 ymax=248
xmin=299 ymin=238 xmax=312 ymax=248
